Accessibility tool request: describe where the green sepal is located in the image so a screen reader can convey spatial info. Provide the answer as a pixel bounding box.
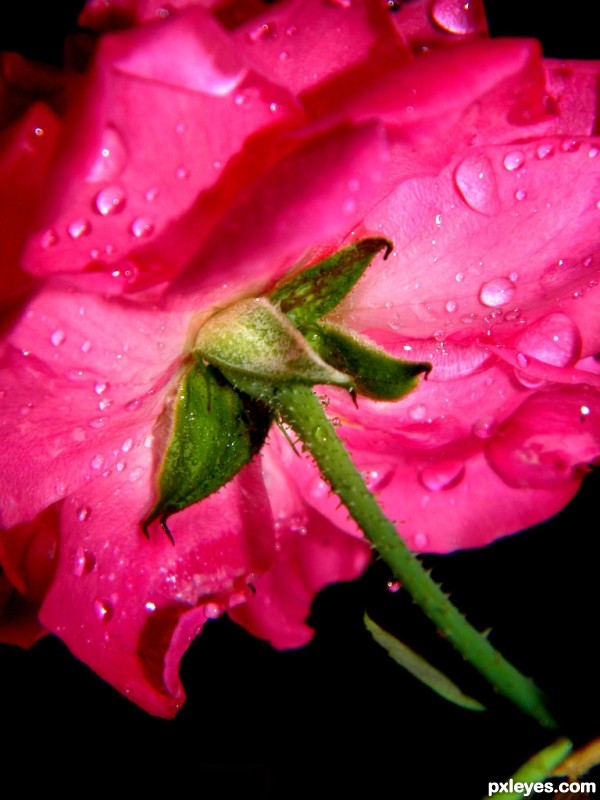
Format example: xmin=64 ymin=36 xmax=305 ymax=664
xmin=364 ymin=614 xmax=486 ymax=712
xmin=195 ymin=297 xmax=352 ymax=389
xmin=304 ymin=322 xmax=431 ymax=400
xmin=142 ymin=355 xmax=270 ymax=534
xmin=270 ymin=237 xmax=392 ymax=328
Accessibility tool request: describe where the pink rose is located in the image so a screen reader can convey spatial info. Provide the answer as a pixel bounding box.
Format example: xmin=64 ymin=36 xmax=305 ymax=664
xmin=1 ymin=0 xmax=599 ymax=716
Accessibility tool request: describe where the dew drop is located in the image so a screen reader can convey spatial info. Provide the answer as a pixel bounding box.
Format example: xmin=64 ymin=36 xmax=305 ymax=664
xmin=414 ymin=532 xmax=429 ymax=550
xmin=588 ymin=146 xmax=599 ymax=159
xmin=204 ymin=603 xmax=223 ymax=620
xmin=55 ymin=482 xmax=67 ymax=497
xmin=478 ymin=277 xmax=515 ymax=307
xmin=472 ymin=416 xmax=496 ymax=439
xmin=364 ymin=467 xmax=394 ymax=492
xmin=41 ymin=228 xmax=58 ymax=248
xmin=50 ymin=329 xmax=66 ymax=346
xmin=94 ymin=381 xmax=109 ymax=395
xmin=503 ymin=150 xmax=525 ymax=171
xmin=536 ymin=143 xmax=554 ymax=160
xmin=560 ymin=139 xmax=580 ymax=153
xmin=516 ymin=352 xmax=529 ymax=368
xmin=514 ymin=371 xmax=546 ymax=389
xmin=121 ymin=438 xmax=133 ymax=453
xmin=581 ymin=405 xmax=591 ymax=417
xmin=81 ymin=340 xmax=92 ymax=353
xmin=94 ymin=185 xmax=126 ymax=216
xmin=145 ymin=186 xmax=159 ymax=202
xmin=130 ymin=217 xmax=155 ymax=238
xmin=430 ymin=0 xmax=485 ymax=34
xmin=515 ymin=188 xmax=527 ymax=202
xmin=87 ymin=127 xmax=128 ymax=182
xmin=455 ymin=271 xmax=465 ymax=282
xmin=513 ymin=312 xmax=581 ymax=367
xmin=94 ymin=598 xmax=114 ymax=624
xmin=90 ymin=454 xmax=105 ymax=471
xmin=72 ymin=548 xmax=96 ymax=577
xmin=419 ymin=460 xmax=465 ymax=491
xmin=247 ymin=22 xmax=275 ymax=43
xmin=67 ymin=219 xmax=91 ymax=239
xmin=77 ymin=506 xmax=92 ymax=522
xmin=89 ymin=417 xmax=107 ymax=429
xmin=98 ymin=398 xmax=112 ymax=411
xmin=175 ymin=165 xmax=190 ymax=180
xmin=445 ymin=300 xmax=458 ymax=313
xmin=386 ymin=580 xmax=401 ymax=593
xmin=125 ymin=398 xmax=141 ymax=412
xmin=145 ymin=601 xmax=156 ymax=612
xmin=129 ymin=467 xmax=143 ymax=482
xmin=408 ymin=404 xmax=428 ymax=421
xmin=454 ymin=154 xmax=500 ymax=215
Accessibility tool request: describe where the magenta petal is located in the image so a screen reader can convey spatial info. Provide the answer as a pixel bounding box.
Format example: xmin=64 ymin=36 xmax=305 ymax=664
xmin=20 ymin=9 xmax=302 ymax=287
xmin=40 ymin=460 xmax=273 ymax=718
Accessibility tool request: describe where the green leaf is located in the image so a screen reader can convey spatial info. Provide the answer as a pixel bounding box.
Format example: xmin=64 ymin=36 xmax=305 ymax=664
xmin=304 ymin=322 xmax=431 ymax=400
xmin=270 ymin=237 xmax=392 ymax=328
xmin=364 ymin=613 xmax=486 ymax=712
xmin=195 ymin=297 xmax=352 ymax=389
xmin=143 ymin=356 xmax=270 ymax=534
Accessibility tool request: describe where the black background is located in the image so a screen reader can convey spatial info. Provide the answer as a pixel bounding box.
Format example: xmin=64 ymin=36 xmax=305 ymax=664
xmin=1 ymin=3 xmax=599 ymax=797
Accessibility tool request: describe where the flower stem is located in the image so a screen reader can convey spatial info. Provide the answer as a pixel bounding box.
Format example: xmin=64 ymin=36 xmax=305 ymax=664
xmin=262 ymin=382 xmax=557 ymax=729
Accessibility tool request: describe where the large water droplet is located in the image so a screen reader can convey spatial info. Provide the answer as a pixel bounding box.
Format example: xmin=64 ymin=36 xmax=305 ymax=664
xmin=472 ymin=416 xmax=496 ymax=439
xmin=479 ymin=277 xmax=515 ymax=307
xmin=77 ymin=506 xmax=92 ymax=522
xmin=94 ymin=185 xmax=126 ymax=216
xmin=94 ymin=598 xmax=114 ymax=623
xmin=204 ymin=602 xmax=224 ymax=620
xmin=430 ymin=0 xmax=485 ymax=34
xmin=87 ymin=127 xmax=128 ymax=182
xmin=512 ymin=313 xmax=581 ymax=367
xmin=454 ymin=154 xmax=500 ymax=215
xmin=419 ymin=460 xmax=465 ymax=491
xmin=67 ymin=219 xmax=91 ymax=239
xmin=414 ymin=532 xmax=429 ymax=550
xmin=130 ymin=217 xmax=155 ymax=238
xmin=50 ymin=329 xmax=66 ymax=347
xmin=503 ymin=150 xmax=525 ymax=171
xmin=72 ymin=548 xmax=96 ymax=577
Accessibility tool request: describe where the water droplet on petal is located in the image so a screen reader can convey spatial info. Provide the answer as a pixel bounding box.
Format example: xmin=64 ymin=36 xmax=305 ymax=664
xmin=94 ymin=598 xmax=114 ymax=623
xmin=130 ymin=217 xmax=155 ymax=238
xmin=430 ymin=0 xmax=485 ymax=34
xmin=408 ymin=404 xmax=429 ymax=421
xmin=560 ymin=139 xmax=580 ymax=153
xmin=513 ymin=313 xmax=581 ymax=367
xmin=414 ymin=532 xmax=429 ymax=549
xmin=94 ymin=381 xmax=109 ymax=395
xmin=67 ymin=219 xmax=91 ymax=239
xmin=364 ymin=467 xmax=394 ymax=492
xmin=445 ymin=300 xmax=458 ymax=313
xmin=588 ymin=146 xmax=599 ymax=159
xmin=472 ymin=416 xmax=496 ymax=438
xmin=454 ymin=154 xmax=500 ymax=215
xmin=41 ymin=228 xmax=58 ymax=248
xmin=121 ymin=438 xmax=133 ymax=453
xmin=479 ymin=277 xmax=515 ymax=307
xmin=514 ymin=188 xmax=527 ymax=202
xmin=50 ymin=329 xmax=66 ymax=346
xmin=72 ymin=548 xmax=96 ymax=577
xmin=419 ymin=460 xmax=465 ymax=491
xmin=145 ymin=601 xmax=156 ymax=612
xmin=386 ymin=580 xmax=401 ymax=593
xmin=90 ymin=454 xmax=105 ymax=471
xmin=175 ymin=165 xmax=190 ymax=180
xmin=503 ymin=151 xmax=525 ymax=171
xmin=536 ymin=143 xmax=554 ymax=160
xmin=81 ymin=340 xmax=92 ymax=353
xmin=77 ymin=506 xmax=92 ymax=522
xmin=204 ymin=603 xmax=223 ymax=620
xmin=145 ymin=186 xmax=159 ymax=202
xmin=129 ymin=467 xmax=143 ymax=482
xmin=247 ymin=22 xmax=276 ymax=42
xmin=87 ymin=127 xmax=128 ymax=182
xmin=94 ymin=185 xmax=126 ymax=216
